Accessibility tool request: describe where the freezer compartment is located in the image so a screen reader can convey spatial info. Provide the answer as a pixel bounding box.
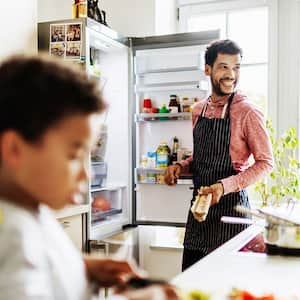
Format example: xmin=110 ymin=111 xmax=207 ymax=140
xmin=135 ymin=47 xmax=204 ymax=74
xmin=91 ymin=162 xmax=107 ymax=188
xmin=91 ymin=187 xmax=123 ymax=224
xmin=137 ymin=70 xmax=204 ymax=86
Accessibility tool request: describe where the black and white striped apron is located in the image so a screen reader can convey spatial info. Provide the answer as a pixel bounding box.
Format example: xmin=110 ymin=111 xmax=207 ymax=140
xmin=183 ymin=92 xmax=250 ymax=254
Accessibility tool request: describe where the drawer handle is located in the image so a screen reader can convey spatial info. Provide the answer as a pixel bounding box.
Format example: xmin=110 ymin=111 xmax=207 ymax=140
xmin=62 ymin=221 xmax=70 ymax=228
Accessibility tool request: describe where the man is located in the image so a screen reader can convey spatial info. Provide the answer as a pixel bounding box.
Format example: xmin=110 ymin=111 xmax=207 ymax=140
xmin=164 ymin=39 xmax=273 ymax=271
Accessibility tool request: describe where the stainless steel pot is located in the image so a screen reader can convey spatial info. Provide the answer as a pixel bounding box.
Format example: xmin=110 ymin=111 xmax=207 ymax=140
xmin=222 ymin=205 xmax=300 ymax=255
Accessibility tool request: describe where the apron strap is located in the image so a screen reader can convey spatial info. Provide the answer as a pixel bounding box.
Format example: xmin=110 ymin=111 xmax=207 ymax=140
xmin=201 ymin=92 xmax=235 ymax=119
xmin=223 ymin=92 xmax=235 ymax=119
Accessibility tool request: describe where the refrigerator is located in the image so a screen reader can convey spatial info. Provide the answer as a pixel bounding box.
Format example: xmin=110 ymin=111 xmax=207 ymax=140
xmin=38 ymin=18 xmax=219 ymax=250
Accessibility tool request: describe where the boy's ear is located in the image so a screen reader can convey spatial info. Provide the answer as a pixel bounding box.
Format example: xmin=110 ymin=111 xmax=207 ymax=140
xmin=0 ymin=131 xmax=24 ymax=169
xmin=205 ymin=64 xmax=211 ymax=76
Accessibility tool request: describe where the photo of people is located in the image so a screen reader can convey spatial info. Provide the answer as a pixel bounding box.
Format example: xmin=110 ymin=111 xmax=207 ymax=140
xmin=50 ymin=43 xmax=65 ymax=58
xmin=66 ymin=42 xmax=81 ymax=59
xmin=50 ymin=25 xmax=65 ymax=42
xmin=66 ymin=24 xmax=81 ymax=41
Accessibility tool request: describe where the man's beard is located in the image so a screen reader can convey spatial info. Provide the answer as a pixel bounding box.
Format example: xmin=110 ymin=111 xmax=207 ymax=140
xmin=211 ymin=77 xmax=237 ymax=96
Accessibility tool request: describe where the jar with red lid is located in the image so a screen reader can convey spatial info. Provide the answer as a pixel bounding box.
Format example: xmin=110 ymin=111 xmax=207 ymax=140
xmin=142 ymin=98 xmax=152 ymax=113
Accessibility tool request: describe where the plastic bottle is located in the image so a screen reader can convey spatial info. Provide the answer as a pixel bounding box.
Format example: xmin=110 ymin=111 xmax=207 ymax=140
xmin=156 ymin=142 xmax=171 ymax=168
xmin=147 ymin=152 xmax=157 ymax=168
xmin=159 ymin=104 xmax=169 ymax=120
xmin=171 ymin=136 xmax=179 ymax=164
xmin=91 ymin=124 xmax=107 ymax=161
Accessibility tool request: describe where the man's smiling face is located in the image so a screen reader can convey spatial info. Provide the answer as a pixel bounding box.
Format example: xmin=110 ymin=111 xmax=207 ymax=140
xmin=205 ymin=53 xmax=241 ymax=96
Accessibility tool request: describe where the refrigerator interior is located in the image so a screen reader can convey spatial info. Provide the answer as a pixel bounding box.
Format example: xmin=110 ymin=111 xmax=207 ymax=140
xmin=134 ymin=45 xmax=209 ymax=224
xmin=86 ymin=26 xmax=132 ymax=240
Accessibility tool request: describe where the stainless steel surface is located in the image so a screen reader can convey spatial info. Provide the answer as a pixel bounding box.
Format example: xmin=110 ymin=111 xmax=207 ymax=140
xmin=131 ymin=30 xmax=220 ymax=50
xmin=221 ymin=216 xmax=254 ymax=225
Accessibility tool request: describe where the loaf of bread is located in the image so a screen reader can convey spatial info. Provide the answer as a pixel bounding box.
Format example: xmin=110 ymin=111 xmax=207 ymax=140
xmin=191 ymin=192 xmax=212 ymax=222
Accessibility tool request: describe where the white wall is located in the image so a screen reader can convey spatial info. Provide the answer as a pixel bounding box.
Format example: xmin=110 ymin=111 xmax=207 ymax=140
xmin=100 ymin=0 xmax=155 ymax=36
xmin=0 ymin=0 xmax=37 ymax=60
xmin=38 ymin=0 xmax=178 ymax=37
xmin=38 ymin=0 xmax=72 ymax=22
xmin=155 ymin=0 xmax=178 ymax=35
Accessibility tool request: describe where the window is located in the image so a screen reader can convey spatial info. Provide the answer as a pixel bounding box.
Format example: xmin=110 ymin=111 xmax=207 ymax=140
xmin=179 ymin=1 xmax=271 ymax=207
xmin=180 ymin=3 xmax=269 ymax=114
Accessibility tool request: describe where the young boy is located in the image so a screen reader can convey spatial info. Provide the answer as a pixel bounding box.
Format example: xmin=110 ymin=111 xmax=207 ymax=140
xmin=0 ymin=55 xmax=142 ymax=300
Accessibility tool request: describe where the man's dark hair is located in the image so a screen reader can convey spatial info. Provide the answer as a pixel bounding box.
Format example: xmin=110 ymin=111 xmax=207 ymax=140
xmin=205 ymin=39 xmax=243 ymax=67
xmin=0 ymin=54 xmax=105 ymax=142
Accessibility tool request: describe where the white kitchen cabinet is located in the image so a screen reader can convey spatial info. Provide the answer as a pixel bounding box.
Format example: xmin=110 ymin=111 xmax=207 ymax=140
xmin=57 ymin=214 xmax=84 ymax=251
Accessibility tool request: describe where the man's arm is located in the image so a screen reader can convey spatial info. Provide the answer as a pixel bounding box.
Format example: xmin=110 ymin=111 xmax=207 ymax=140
xmin=221 ymin=109 xmax=274 ymax=195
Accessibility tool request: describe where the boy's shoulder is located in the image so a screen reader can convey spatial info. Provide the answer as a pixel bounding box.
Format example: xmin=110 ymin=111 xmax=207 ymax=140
xmin=0 ymin=199 xmax=48 ymax=263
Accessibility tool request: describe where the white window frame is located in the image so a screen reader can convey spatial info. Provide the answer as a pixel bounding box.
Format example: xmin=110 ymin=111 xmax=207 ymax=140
xmin=177 ymin=0 xmax=278 ymax=129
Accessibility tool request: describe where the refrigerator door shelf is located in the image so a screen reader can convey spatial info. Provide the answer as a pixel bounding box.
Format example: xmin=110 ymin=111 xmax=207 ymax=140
xmin=135 ymin=168 xmax=193 ymax=185
xmin=135 ymin=81 xmax=208 ymax=93
xmin=90 ymin=185 xmax=126 ymax=193
xmin=135 ymin=112 xmax=192 ymax=122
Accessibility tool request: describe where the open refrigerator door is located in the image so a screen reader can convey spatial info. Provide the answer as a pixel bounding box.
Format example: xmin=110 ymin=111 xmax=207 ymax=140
xmin=84 ymin=21 xmax=132 ymax=241
xmin=38 ymin=18 xmax=132 ymax=246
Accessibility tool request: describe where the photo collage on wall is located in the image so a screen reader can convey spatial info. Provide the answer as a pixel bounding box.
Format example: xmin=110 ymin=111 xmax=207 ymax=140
xmin=49 ymin=23 xmax=82 ymax=60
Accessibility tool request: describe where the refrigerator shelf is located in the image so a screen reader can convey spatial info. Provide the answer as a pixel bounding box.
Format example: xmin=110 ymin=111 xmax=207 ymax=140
xmin=136 ymin=167 xmax=165 ymax=173
xmin=135 ymin=112 xmax=192 ymax=122
xmin=135 ymin=82 xmax=208 ymax=93
xmin=136 ymin=66 xmax=202 ymax=75
xmin=91 ymin=208 xmax=122 ymax=223
xmin=137 ymin=180 xmax=193 ymax=185
xmin=90 ymin=185 xmax=125 ymax=193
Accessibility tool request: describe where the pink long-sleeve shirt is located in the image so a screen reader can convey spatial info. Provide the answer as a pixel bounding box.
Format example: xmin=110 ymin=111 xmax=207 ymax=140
xmin=179 ymin=91 xmax=274 ymax=195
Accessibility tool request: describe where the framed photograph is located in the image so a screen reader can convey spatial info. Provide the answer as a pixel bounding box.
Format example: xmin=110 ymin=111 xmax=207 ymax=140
xmin=50 ymin=43 xmax=66 ymax=58
xmin=50 ymin=24 xmax=65 ymax=42
xmin=66 ymin=23 xmax=81 ymax=42
xmin=66 ymin=41 xmax=81 ymax=59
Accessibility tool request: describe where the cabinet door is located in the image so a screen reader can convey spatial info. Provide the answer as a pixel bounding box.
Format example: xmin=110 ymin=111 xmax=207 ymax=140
xmin=58 ymin=214 xmax=83 ymax=251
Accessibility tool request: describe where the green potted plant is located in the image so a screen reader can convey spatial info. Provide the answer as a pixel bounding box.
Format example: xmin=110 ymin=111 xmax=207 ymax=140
xmin=254 ymin=119 xmax=300 ymax=206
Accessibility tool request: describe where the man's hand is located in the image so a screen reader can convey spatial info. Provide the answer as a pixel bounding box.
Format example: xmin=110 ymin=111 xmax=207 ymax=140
xmin=84 ymin=257 xmax=141 ymax=287
xmin=200 ymin=182 xmax=224 ymax=206
xmin=164 ymin=164 xmax=182 ymax=185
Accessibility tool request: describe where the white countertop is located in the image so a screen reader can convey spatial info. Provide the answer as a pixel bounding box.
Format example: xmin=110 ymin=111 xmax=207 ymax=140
xmin=172 ymin=225 xmax=300 ymax=298
xmin=54 ymin=204 xmax=89 ymax=219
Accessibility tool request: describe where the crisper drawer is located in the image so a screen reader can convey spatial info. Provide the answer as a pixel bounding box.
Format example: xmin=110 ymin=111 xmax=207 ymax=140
xmin=58 ymin=214 xmax=83 ymax=251
xmin=91 ymin=188 xmax=123 ymax=224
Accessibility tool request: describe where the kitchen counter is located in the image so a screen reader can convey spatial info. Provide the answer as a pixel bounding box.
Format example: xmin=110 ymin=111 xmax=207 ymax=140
xmin=54 ymin=204 xmax=89 ymax=219
xmin=172 ymin=225 xmax=300 ymax=297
